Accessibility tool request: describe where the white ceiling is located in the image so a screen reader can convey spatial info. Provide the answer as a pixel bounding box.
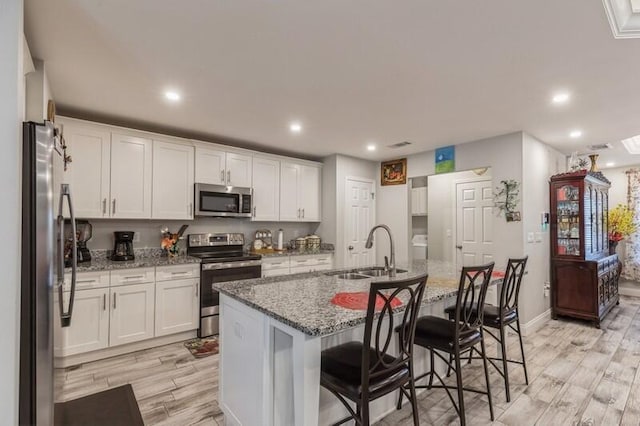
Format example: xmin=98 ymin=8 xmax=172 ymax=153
xmin=24 ymin=0 xmax=640 ymax=168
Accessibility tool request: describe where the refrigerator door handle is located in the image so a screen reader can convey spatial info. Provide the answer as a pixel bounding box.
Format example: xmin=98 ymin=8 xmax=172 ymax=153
xmin=57 ymin=184 xmax=77 ymax=328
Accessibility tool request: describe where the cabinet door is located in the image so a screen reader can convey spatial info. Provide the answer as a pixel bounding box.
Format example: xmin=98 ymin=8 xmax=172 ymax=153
xmin=226 ymin=152 xmax=252 ymax=187
xmin=110 ymin=133 xmax=153 ymax=218
xmin=54 ymin=288 xmax=109 ymax=356
xmin=195 ymin=146 xmax=226 ymax=185
xmin=61 ymin=123 xmax=111 ymax=218
xmin=155 ymin=279 xmax=199 ymax=336
xmin=252 ymin=156 xmax=280 ymax=221
xmin=152 ymin=141 xmax=195 ymax=219
xmin=280 ymin=162 xmax=300 ymax=221
xmin=299 ymin=165 xmax=321 ymax=221
xmin=109 ymin=283 xmax=155 ymax=347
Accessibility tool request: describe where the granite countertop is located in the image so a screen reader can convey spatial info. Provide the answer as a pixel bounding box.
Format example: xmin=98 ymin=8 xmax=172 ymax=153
xmin=66 ymin=248 xmax=201 ymax=273
xmin=214 ymin=260 xmax=502 ymax=337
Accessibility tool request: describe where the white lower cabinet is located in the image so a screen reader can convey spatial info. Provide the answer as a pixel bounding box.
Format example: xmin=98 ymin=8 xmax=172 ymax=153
xmin=155 ymin=278 xmax=199 ymax=337
xmin=54 ymin=288 xmax=109 ymax=357
xmin=109 ymin=282 xmax=155 ymax=347
xmin=261 ymin=254 xmax=334 ymax=277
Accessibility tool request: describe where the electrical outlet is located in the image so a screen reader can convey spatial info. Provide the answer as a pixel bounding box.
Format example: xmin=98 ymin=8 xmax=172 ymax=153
xmin=133 ymin=232 xmax=141 ymax=243
xmin=535 ymin=232 xmax=542 ymax=243
xmin=527 ymin=232 xmax=534 ymax=243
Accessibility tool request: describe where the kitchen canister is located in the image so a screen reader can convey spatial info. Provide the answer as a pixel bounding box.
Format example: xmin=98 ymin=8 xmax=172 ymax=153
xmin=306 ymin=235 xmax=321 ymax=253
xmin=294 ymin=237 xmax=307 ymax=252
xmin=277 ymin=229 xmax=284 ymax=250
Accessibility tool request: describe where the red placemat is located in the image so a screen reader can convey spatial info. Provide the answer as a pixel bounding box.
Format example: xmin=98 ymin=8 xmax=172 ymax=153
xmin=331 ymin=292 xmax=402 ymax=311
xmin=492 ymin=270 xmax=505 ymax=278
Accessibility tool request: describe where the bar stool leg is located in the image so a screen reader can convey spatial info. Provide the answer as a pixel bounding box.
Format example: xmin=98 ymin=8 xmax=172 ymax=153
xmin=516 ymin=317 xmax=529 ymax=385
xmin=408 ymin=373 xmax=420 ymax=426
xmin=446 ymin=352 xmax=453 ymax=377
xmin=454 ymin=350 xmax=466 ymax=426
xmin=428 ymin=349 xmax=435 ymax=389
xmin=480 ymin=333 xmax=494 ymax=421
xmin=499 ymin=325 xmax=511 ymax=402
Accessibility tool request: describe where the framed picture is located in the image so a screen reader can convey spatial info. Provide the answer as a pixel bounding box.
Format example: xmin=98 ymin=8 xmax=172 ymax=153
xmin=381 ymin=158 xmax=407 ymax=186
xmin=435 ymin=145 xmax=455 ymax=174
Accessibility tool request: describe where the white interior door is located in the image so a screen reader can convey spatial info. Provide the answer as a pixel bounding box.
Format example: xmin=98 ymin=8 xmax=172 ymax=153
xmin=455 ymin=179 xmax=493 ymax=269
xmin=345 ymin=177 xmax=375 ymax=268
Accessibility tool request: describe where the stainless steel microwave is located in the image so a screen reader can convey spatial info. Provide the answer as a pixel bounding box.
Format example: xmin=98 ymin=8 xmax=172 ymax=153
xmin=194 ymin=183 xmax=252 ymax=218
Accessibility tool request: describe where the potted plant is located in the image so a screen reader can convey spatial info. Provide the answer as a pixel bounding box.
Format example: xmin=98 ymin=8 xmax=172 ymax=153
xmin=608 ymin=204 xmax=636 ymax=255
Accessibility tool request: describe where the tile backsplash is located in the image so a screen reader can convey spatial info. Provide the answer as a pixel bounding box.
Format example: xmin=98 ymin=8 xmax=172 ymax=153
xmin=86 ymin=218 xmax=320 ymax=251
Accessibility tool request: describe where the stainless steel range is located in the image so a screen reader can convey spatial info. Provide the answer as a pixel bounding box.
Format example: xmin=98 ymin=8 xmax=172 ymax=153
xmin=187 ymin=233 xmax=261 ymax=337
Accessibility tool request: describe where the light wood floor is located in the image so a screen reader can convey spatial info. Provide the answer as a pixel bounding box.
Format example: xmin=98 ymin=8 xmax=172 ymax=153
xmin=55 ymin=296 xmax=640 ymax=425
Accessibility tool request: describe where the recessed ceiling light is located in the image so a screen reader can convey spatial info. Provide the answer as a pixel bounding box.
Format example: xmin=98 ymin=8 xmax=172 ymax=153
xmin=569 ymin=130 xmax=583 ymax=139
xmin=289 ymin=122 xmax=302 ymax=133
xmin=164 ymin=91 xmax=181 ymax=102
xmin=622 ymin=134 xmax=640 ymax=154
xmin=552 ymin=92 xmax=570 ymax=104
xmin=367 ymin=144 xmax=376 ymax=152
xmin=606 ymin=162 xmax=615 ymax=167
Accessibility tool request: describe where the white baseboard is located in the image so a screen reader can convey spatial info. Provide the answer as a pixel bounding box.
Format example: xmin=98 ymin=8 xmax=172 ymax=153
xmin=521 ymin=309 xmax=551 ymax=336
xmin=619 ymin=286 xmax=640 ymax=298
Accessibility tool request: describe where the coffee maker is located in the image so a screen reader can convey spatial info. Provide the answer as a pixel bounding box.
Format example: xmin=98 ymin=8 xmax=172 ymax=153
xmin=64 ymin=219 xmax=92 ymax=266
xmin=111 ymin=231 xmax=135 ymax=261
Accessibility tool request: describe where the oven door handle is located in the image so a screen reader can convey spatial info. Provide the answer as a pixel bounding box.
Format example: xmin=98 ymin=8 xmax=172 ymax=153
xmin=202 ymin=260 xmax=262 ymax=270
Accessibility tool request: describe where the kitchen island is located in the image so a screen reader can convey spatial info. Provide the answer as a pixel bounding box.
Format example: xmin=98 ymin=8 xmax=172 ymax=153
xmin=214 ymin=260 xmax=501 ymax=426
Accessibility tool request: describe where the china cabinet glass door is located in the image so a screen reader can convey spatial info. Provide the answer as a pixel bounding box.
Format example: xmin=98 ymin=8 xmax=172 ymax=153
xmin=556 ymin=184 xmax=581 ymax=256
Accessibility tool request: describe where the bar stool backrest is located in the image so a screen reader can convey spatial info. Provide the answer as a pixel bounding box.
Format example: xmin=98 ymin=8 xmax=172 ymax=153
xmin=499 ymin=257 xmax=528 ymax=316
xmin=454 ymin=263 xmax=495 ymax=338
xmin=361 ymin=274 xmax=428 ymax=394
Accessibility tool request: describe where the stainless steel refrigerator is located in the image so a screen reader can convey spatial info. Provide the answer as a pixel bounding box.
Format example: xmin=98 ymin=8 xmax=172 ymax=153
xmin=20 ymin=121 xmax=77 ymax=426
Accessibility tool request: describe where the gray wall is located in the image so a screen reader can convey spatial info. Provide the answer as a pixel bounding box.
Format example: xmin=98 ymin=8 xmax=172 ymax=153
xmin=1 ymin=0 xmax=24 ymax=423
xmin=88 ymin=218 xmax=316 ymax=251
xmin=520 ymin=133 xmax=566 ymax=324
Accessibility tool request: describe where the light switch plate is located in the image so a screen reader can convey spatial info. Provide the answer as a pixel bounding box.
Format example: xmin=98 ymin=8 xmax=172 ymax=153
xmin=535 ymin=232 xmax=542 ymax=242
xmin=527 ymin=232 xmax=534 ymax=243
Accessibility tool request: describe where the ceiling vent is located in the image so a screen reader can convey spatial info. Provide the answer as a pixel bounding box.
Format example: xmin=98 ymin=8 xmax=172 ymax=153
xmin=587 ymin=143 xmax=613 ymax=151
xmin=388 ymin=141 xmax=412 ymax=149
xmin=603 ymin=0 xmax=640 ymax=39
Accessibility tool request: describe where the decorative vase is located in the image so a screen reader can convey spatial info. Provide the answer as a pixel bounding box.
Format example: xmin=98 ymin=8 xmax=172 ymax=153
xmin=609 ymin=240 xmax=618 ymax=256
xmin=589 ymin=154 xmax=599 ymax=172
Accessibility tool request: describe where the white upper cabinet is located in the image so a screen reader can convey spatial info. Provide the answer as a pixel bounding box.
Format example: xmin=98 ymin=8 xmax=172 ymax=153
xmin=299 ymin=164 xmax=321 ymax=221
xmin=252 ymin=156 xmax=280 ymax=221
xmin=279 ymin=161 xmax=321 ymax=222
xmin=279 ymin=161 xmax=300 ymax=221
xmin=195 ymin=145 xmax=252 ymax=187
xmin=110 ymin=133 xmax=153 ymax=218
xmin=226 ymin=152 xmax=252 ymax=187
xmin=411 ymin=187 xmax=428 ymax=216
xmin=195 ymin=146 xmax=226 ymax=185
xmin=58 ymin=120 xmax=111 ymax=218
xmin=152 ymin=140 xmax=195 ymax=219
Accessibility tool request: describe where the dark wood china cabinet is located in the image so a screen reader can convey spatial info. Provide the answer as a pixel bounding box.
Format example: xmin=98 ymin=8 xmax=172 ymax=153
xmin=550 ymin=170 xmax=619 ymax=328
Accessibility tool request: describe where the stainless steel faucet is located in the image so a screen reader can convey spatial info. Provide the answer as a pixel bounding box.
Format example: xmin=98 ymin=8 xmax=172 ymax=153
xmin=365 ymin=224 xmax=396 ymax=277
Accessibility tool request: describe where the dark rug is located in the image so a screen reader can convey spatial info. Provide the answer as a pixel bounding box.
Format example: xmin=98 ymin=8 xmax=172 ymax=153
xmin=54 ymin=384 xmax=143 ymax=426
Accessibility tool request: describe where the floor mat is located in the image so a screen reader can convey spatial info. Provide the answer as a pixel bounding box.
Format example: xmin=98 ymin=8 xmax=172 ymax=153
xmin=54 ymin=384 xmax=143 ymax=426
xmin=184 ymin=336 xmax=219 ymax=358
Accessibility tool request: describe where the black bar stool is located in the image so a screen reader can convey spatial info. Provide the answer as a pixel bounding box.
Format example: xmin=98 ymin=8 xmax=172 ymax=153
xmin=320 ymin=274 xmax=428 ymax=426
xmin=398 ymin=263 xmax=495 ymax=426
xmin=444 ymin=257 xmax=528 ymax=402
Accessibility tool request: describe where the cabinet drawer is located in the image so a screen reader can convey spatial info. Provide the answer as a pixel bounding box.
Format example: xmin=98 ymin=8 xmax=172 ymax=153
xmin=63 ymin=271 xmax=110 ymax=291
xmin=313 ymin=255 xmax=333 ymax=265
xmin=290 ymin=256 xmax=318 ymax=268
xmin=110 ymin=268 xmax=155 ymax=286
xmin=261 ymin=258 xmax=290 ymax=271
xmin=290 ymin=266 xmax=313 ymax=274
xmin=156 ymin=264 xmax=200 ymax=282
xmin=262 ymin=269 xmax=290 ymax=278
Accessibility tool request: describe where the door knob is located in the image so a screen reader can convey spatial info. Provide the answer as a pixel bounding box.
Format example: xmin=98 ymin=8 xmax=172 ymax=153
xmin=348 ymin=245 xmax=354 ymax=250
xmin=456 ymin=245 xmax=463 ymax=250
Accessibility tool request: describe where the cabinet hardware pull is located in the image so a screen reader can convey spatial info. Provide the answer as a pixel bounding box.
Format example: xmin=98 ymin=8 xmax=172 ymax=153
xmin=171 ymin=271 xmax=189 ymax=275
xmin=227 ymin=170 xmax=231 ymax=183
xmin=253 ymin=206 xmax=256 ymax=217
xmin=113 ymin=293 xmax=116 ymax=310
xmin=123 ymin=275 xmax=144 ymax=280
xmin=297 ymin=208 xmax=300 ymax=218
xmin=195 ymin=285 xmax=198 ymax=297
xmin=220 ymin=170 xmax=225 ymax=182
xmin=112 ymin=199 xmax=116 ymax=215
xmin=302 ymin=208 xmax=305 ymax=218
xmin=103 ymin=294 xmax=106 ymax=311
xmin=189 ymin=202 xmax=193 ymax=216
xmin=102 ymin=198 xmax=107 ymax=215
xmin=77 ymin=279 xmax=96 ymax=284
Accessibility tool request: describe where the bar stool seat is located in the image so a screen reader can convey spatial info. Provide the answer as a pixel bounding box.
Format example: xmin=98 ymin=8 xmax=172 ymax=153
xmin=413 ymin=316 xmax=482 ymax=352
xmin=444 ymin=303 xmax=517 ymax=327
